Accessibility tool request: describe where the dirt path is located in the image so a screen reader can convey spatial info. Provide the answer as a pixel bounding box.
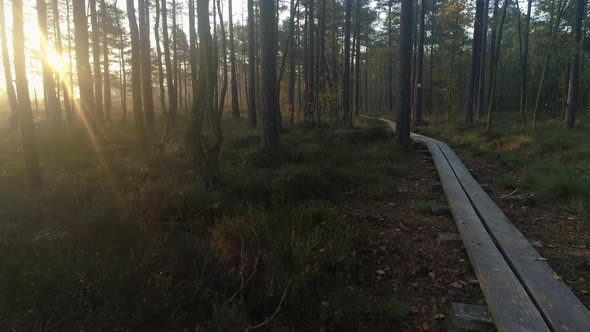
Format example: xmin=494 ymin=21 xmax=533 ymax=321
xmin=347 ymin=150 xmax=484 ymax=331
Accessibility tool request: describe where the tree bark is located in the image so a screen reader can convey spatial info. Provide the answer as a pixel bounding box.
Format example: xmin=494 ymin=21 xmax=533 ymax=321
xmin=353 ymin=0 xmax=362 ymax=117
xmin=90 ymin=0 xmax=104 ymax=124
xmin=476 ymin=0 xmax=490 ymax=119
xmin=486 ymin=0 xmax=510 ymax=133
xmin=396 ymin=0 xmax=412 ymax=147
xmin=247 ymin=0 xmax=257 ymax=126
xmin=139 ymin=0 xmax=154 ymax=132
xmin=519 ymin=0 xmax=532 ymax=127
xmin=216 ymin=0 xmax=229 ymax=114
xmin=53 ymin=0 xmax=72 ymax=123
xmin=38 ymin=0 xmax=61 ymax=126
xmin=342 ymin=0 xmax=352 ymax=128
xmin=260 ymin=0 xmax=280 ymax=150
xmin=228 ymin=0 xmax=241 ymax=118
xmin=162 ymin=0 xmax=177 ymax=125
xmin=464 ymin=0 xmax=484 ymax=124
xmin=565 ymin=0 xmax=585 ymax=129
xmin=0 ymin=0 xmax=18 ymax=129
xmin=486 ymin=0 xmax=500 ymax=117
xmin=100 ymin=0 xmax=112 ymax=123
xmin=190 ymin=0 xmax=223 ymax=186
xmin=13 ymin=0 xmax=42 ymax=185
xmin=155 ymin=0 xmax=166 ymax=114
xmin=74 ymin=0 xmax=96 ymax=125
xmin=413 ymin=0 xmax=426 ymax=124
xmin=127 ymin=0 xmax=145 ymax=138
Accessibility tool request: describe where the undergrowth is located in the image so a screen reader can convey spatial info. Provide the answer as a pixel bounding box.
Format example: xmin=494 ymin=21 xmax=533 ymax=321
xmin=0 ymin=117 xmax=409 ymax=330
xmin=419 ymin=116 xmax=590 ymax=229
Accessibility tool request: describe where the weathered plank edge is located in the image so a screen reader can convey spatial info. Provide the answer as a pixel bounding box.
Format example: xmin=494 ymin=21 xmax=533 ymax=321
xmin=437 ymin=141 xmax=590 ymax=332
xmin=418 ymin=136 xmax=549 ymax=332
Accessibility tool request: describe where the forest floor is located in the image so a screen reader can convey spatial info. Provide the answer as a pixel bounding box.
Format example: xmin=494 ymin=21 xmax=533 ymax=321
xmin=0 ymin=115 xmax=485 ymax=331
xmin=417 ymin=117 xmax=590 ymax=309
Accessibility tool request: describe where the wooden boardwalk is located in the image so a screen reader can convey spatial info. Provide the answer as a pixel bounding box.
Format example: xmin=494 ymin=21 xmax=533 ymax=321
xmin=377 ymin=118 xmax=590 ymax=332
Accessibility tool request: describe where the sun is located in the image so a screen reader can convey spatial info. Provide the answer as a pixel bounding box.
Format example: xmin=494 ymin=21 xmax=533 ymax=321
xmin=44 ymin=49 xmax=65 ymax=74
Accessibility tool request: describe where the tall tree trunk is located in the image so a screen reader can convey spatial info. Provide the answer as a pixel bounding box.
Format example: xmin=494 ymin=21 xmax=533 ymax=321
xmin=139 ymin=0 xmax=155 ymax=132
xmin=228 ymin=0 xmax=240 ymax=118
xmin=67 ymin=0 xmax=76 ymax=120
xmin=53 ymin=0 xmax=72 ymax=123
xmin=342 ymin=0 xmax=352 ymax=127
xmin=247 ymin=0 xmax=257 ymax=126
xmin=162 ymin=0 xmax=177 ymax=125
xmin=172 ymin=0 xmax=179 ymax=113
xmin=413 ymin=0 xmax=426 ymax=124
xmin=127 ymin=0 xmax=145 ymax=138
xmin=0 ymin=0 xmax=18 ymax=129
xmin=486 ymin=0 xmax=510 ymax=133
xmin=155 ymin=0 xmax=167 ymax=114
xmin=90 ymin=0 xmax=104 ymax=124
xmin=74 ymin=0 xmax=95 ymax=125
xmin=464 ymin=0 xmax=484 ymax=124
xmin=387 ymin=1 xmax=393 ymax=112
xmin=486 ymin=0 xmax=500 ymax=117
xmin=101 ymin=0 xmax=112 ymax=123
xmin=115 ymin=0 xmax=127 ymax=121
xmin=353 ymin=0 xmax=361 ymax=117
xmin=519 ymin=0 xmax=532 ymax=128
xmin=288 ymin=0 xmax=297 ymax=125
xmin=216 ymin=0 xmax=229 ymax=114
xmin=260 ymin=0 xmax=279 ymax=150
xmin=306 ymin=0 xmax=316 ymax=125
xmin=428 ymin=9 xmax=435 ymax=116
xmin=476 ymin=0 xmax=490 ymax=119
xmin=13 ymin=0 xmax=42 ymax=185
xmin=533 ymin=0 xmax=567 ymax=132
xmin=565 ymin=0 xmax=585 ymax=129
xmin=38 ymin=0 xmax=61 ymax=126
xmin=191 ymin=0 xmax=222 ymax=186
xmin=396 ymin=0 xmax=412 ymax=147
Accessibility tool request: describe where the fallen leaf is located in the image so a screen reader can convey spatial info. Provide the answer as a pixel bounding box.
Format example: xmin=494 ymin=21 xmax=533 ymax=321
xmin=535 ymin=257 xmax=548 ymax=261
xmin=434 ymin=313 xmax=446 ymax=320
xmin=428 ymin=272 xmax=435 ymax=279
xmin=553 ymin=275 xmax=562 ymax=281
xmin=376 ymin=270 xmax=385 ymax=275
xmin=421 ymin=322 xmax=431 ymax=331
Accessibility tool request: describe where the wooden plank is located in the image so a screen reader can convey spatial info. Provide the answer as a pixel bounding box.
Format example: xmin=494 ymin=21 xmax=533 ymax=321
xmin=437 ymin=141 xmax=590 ymax=332
xmin=417 ymin=137 xmax=549 ymax=332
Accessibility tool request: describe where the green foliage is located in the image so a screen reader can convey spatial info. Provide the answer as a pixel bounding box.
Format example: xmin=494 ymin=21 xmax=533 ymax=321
xmin=421 ymin=117 xmax=590 ymax=226
xmin=0 ymin=118 xmax=408 ymax=330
